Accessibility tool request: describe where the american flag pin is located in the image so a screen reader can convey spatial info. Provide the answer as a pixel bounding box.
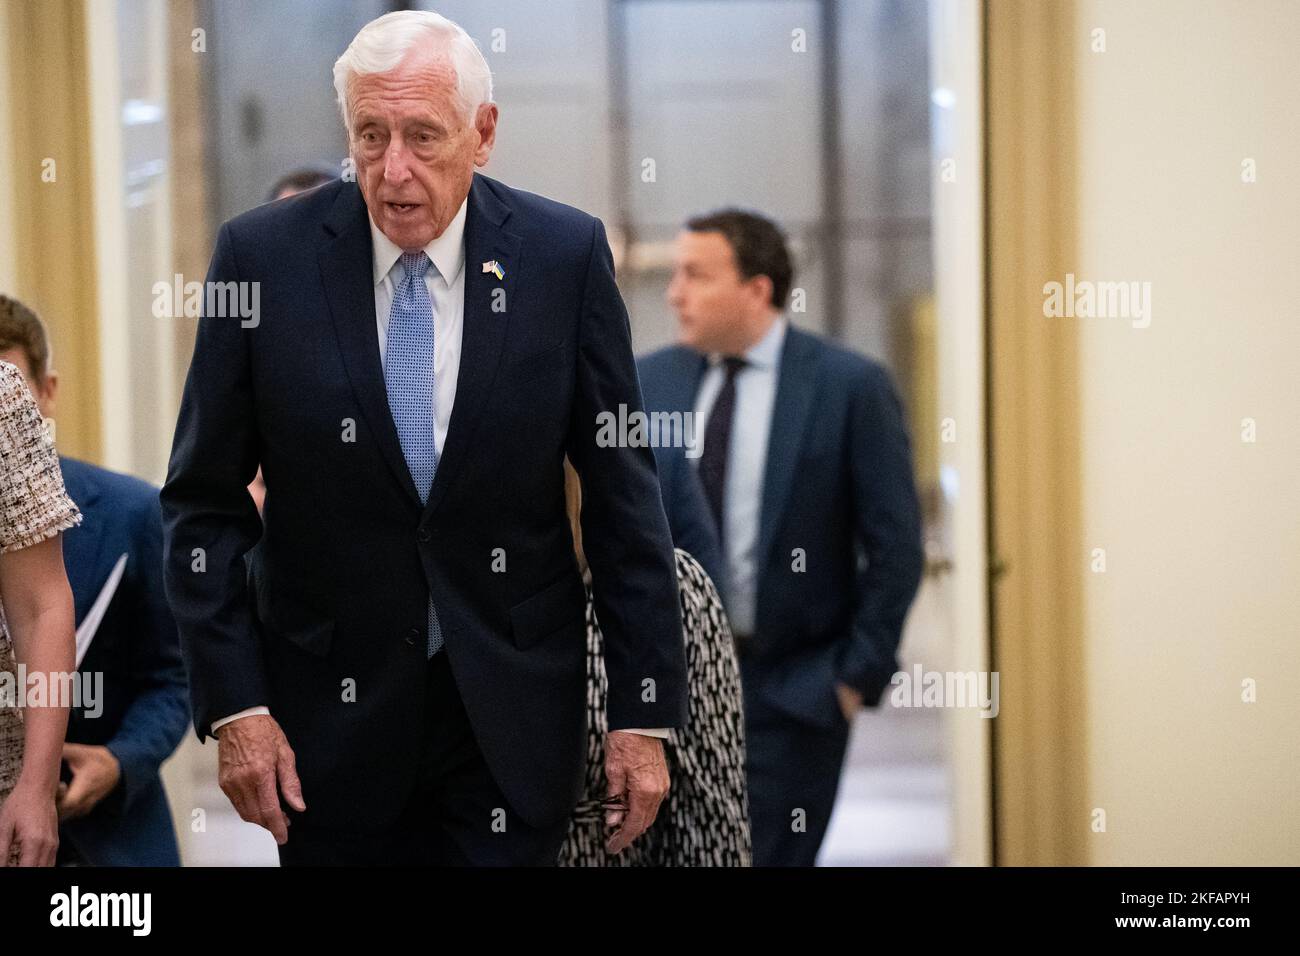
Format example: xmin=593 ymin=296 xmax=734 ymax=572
xmin=482 ymin=259 xmax=505 ymax=280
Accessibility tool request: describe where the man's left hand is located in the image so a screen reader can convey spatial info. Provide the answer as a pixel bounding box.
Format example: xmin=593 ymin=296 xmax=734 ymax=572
xmin=836 ymin=682 xmax=864 ymax=723
xmin=55 ymin=743 xmax=121 ymax=820
xmin=602 ymin=731 xmax=670 ymax=854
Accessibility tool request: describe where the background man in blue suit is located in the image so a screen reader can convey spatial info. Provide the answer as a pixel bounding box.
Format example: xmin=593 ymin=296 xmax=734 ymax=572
xmin=638 ymin=210 xmax=924 ymax=866
xmin=647 ymin=445 xmax=725 ymax=595
xmin=161 ymin=11 xmax=686 ymax=865
xmin=0 ymin=297 xmax=188 ymax=866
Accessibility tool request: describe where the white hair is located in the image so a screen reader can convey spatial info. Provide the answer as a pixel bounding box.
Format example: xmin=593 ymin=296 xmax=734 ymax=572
xmin=332 ymin=10 xmax=494 ymax=135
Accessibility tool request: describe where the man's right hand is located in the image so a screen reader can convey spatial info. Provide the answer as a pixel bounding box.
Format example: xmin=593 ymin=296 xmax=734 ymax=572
xmin=216 ymin=715 xmax=305 ymax=844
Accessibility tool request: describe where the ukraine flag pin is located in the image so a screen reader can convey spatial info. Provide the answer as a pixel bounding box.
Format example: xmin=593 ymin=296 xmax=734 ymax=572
xmin=481 ymin=259 xmax=505 ymax=280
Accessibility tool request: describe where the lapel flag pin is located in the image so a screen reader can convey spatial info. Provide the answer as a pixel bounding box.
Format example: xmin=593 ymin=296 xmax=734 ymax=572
xmin=482 ymin=259 xmax=505 ymax=280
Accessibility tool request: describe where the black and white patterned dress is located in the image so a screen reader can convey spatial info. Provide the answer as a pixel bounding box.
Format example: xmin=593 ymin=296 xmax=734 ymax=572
xmin=557 ymin=548 xmax=751 ymax=866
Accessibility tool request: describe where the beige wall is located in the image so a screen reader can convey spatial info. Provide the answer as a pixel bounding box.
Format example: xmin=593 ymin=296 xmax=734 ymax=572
xmin=929 ymin=0 xmax=991 ymax=867
xmin=1070 ymin=0 xmax=1300 ymax=864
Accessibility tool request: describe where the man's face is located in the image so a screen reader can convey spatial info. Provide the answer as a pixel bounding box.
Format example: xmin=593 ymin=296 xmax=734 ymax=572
xmin=667 ymin=230 xmax=764 ymax=354
xmin=0 ymin=347 xmax=56 ymax=419
xmin=349 ymin=50 xmax=497 ymax=251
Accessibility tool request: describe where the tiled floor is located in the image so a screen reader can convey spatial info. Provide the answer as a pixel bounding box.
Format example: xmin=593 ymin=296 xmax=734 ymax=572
xmin=178 ymin=740 xmax=279 ymax=866
xmin=819 ymin=705 xmax=951 ymax=866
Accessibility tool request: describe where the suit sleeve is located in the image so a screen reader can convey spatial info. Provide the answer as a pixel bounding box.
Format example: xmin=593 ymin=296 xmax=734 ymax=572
xmin=836 ymin=363 xmax=924 ymax=705
xmin=102 ymin=491 xmax=190 ymax=812
xmin=160 ymin=221 xmax=269 ymax=741
xmin=566 ymin=218 xmax=688 ymax=732
xmin=653 ymin=446 xmax=726 ymax=603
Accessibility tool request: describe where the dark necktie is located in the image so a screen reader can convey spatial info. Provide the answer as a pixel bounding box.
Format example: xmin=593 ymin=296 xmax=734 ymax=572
xmin=698 ymin=356 xmax=747 ymax=541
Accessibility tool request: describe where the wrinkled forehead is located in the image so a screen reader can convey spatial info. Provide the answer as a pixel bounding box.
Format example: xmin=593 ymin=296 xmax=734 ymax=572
xmin=348 ymin=49 xmax=463 ymax=123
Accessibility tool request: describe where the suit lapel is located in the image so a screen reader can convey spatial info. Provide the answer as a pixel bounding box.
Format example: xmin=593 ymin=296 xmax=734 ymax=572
xmin=318 ymin=183 xmax=422 ymax=507
xmin=422 ymin=174 xmax=520 ymax=521
xmin=756 ymin=326 xmax=819 ymax=568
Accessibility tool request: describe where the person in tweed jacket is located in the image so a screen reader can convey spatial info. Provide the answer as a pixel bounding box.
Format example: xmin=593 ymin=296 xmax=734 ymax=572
xmin=0 ymin=359 xmax=81 ymax=866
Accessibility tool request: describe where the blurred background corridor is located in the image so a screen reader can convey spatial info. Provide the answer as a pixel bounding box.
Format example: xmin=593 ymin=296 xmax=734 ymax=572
xmin=1 ymin=0 xmax=1295 ymax=866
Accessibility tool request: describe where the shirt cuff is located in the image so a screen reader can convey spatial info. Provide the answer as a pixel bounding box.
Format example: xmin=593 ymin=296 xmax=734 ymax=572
xmin=211 ymin=706 xmax=270 ymax=736
xmin=616 ymin=727 xmax=671 ymax=739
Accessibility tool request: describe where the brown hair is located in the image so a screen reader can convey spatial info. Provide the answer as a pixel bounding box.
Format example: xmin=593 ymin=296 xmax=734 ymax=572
xmin=685 ymin=207 xmax=794 ymax=310
xmin=266 ymin=167 xmax=336 ymax=202
xmin=0 ymin=294 xmax=51 ymax=383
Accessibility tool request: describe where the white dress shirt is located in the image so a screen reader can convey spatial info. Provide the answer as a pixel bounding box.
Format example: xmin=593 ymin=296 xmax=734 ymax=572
xmin=212 ymin=198 xmax=667 ymax=740
xmin=371 ymin=195 xmax=468 ymax=451
xmin=691 ymin=317 xmax=787 ymax=637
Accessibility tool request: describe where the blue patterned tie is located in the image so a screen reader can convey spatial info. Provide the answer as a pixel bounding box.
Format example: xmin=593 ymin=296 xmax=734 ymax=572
xmin=383 ymin=251 xmax=443 ymax=657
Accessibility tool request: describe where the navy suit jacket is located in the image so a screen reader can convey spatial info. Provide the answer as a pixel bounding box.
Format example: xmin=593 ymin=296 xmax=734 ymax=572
xmin=161 ymin=174 xmax=687 ymax=831
xmin=638 ymin=326 xmax=924 ymax=729
xmin=649 ymin=444 xmax=725 ymax=597
xmin=58 ymin=457 xmax=188 ymax=866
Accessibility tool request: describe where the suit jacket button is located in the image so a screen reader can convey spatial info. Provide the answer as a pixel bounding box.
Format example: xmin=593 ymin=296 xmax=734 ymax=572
xmin=418 ymin=528 xmax=431 ymax=542
xmin=405 ymin=629 xmax=420 ymax=645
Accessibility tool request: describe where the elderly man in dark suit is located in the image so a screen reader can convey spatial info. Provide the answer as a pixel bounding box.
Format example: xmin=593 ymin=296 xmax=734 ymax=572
xmin=638 ymin=209 xmax=924 ymax=866
xmin=161 ymin=10 xmax=686 ymax=866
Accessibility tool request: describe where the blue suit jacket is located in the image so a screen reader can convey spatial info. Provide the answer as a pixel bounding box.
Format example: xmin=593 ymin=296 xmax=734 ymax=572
xmin=649 ymin=444 xmax=725 ymax=598
xmin=161 ymin=174 xmax=687 ymax=831
xmin=58 ymin=457 xmax=188 ymax=866
xmin=638 ymin=326 xmax=924 ymax=729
